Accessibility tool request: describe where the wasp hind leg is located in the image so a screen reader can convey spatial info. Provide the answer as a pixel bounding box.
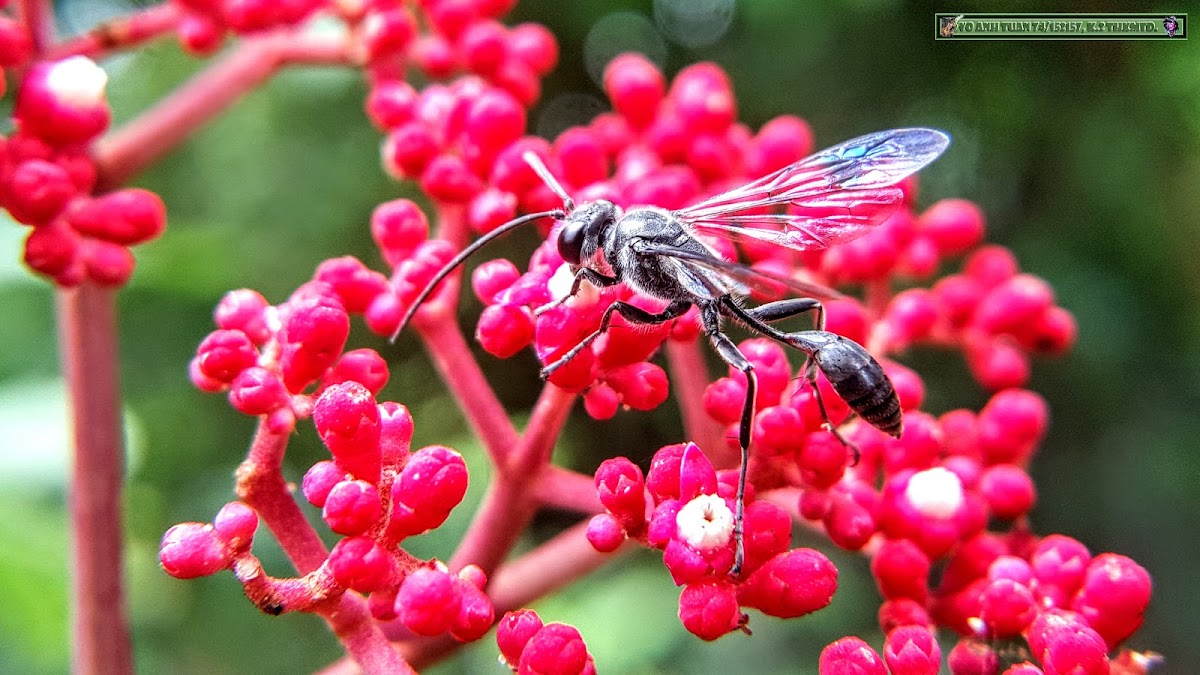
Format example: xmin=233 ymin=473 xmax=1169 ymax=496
xmin=701 ymin=303 xmax=754 ymax=578
xmin=723 ymin=297 xmax=862 ymax=463
xmin=539 ymin=299 xmax=691 ymax=378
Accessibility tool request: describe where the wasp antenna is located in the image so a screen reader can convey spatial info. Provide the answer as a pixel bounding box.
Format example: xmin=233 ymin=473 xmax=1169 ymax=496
xmin=522 ymin=151 xmax=574 ymax=213
xmin=388 ymin=208 xmax=565 ymax=342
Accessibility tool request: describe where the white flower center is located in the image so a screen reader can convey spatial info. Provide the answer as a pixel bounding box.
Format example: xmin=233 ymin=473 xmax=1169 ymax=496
xmin=905 ymin=467 xmax=964 ymax=519
xmin=46 ymin=56 xmax=108 ymax=109
xmin=675 ymin=494 xmax=734 ymax=551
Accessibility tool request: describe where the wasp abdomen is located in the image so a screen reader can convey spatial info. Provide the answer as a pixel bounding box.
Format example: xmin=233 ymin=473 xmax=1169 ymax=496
xmin=807 ymin=332 xmax=903 ymax=438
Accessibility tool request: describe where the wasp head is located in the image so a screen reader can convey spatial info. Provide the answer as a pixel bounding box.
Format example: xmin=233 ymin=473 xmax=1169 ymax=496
xmin=557 ymin=199 xmax=618 ymax=265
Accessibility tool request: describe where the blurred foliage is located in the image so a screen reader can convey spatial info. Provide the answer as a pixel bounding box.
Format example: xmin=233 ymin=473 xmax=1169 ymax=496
xmin=0 ymin=0 xmax=1197 ymax=672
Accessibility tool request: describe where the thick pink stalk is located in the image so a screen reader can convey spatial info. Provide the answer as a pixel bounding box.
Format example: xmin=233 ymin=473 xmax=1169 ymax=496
xmin=666 ymin=339 xmax=726 ymax=457
xmin=56 ymin=283 xmax=132 ymax=675
xmin=17 ymin=0 xmax=52 ymax=55
xmin=448 ymin=384 xmax=575 ymax=575
xmin=93 ymin=31 xmax=354 ymax=189
xmin=236 ymin=421 xmax=328 ymax=574
xmin=398 ymin=522 xmax=622 ymax=669
xmin=535 ymin=465 xmax=601 ymax=514
xmin=415 ymin=312 xmax=521 ymax=463
xmin=46 ymin=3 xmax=184 ymax=61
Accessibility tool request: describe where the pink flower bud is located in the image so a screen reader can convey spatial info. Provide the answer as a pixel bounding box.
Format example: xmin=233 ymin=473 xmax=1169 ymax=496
xmin=16 ymin=56 xmax=110 ymax=146
xmin=5 ymin=159 xmax=77 ymax=224
xmin=82 ymin=239 xmax=135 ymax=287
xmin=977 ymin=389 xmax=1048 ymax=465
xmin=477 ymin=303 xmax=536 ymax=358
xmin=884 ymin=625 xmax=940 ymax=675
xmin=497 ymin=609 xmax=543 ymax=667
xmin=378 ymin=401 xmax=415 ymax=465
xmin=228 ymin=367 xmax=289 ymax=415
xmin=397 ymin=566 xmax=461 ymax=636
xmin=825 ymin=493 xmax=876 ymax=551
xmin=820 ymin=636 xmax=886 ymax=675
xmin=585 ymin=513 xmax=626 ymax=553
xmin=472 ymin=258 xmax=521 ymax=303
xmin=964 ymin=245 xmax=1018 ymax=288
xmin=324 ymin=348 xmax=389 ymax=395
xmin=947 ymin=639 xmax=998 ymax=675
xmin=388 ymin=445 xmax=469 ymax=538
xmin=979 ymin=464 xmax=1036 ymax=519
xmin=507 ymin=23 xmax=557 ymax=76
xmin=603 ymin=53 xmax=664 ymax=130
xmin=212 ymin=501 xmax=258 ymax=552
xmin=919 ymin=198 xmax=985 ymax=255
xmin=67 ymin=189 xmax=166 ymax=245
xmin=1071 ymin=553 xmax=1152 ymax=648
xmin=329 ymin=536 xmax=397 ymax=593
xmin=1027 ymin=610 xmax=1109 ymax=675
xmin=703 ymin=377 xmax=746 ymax=426
xmin=872 ymin=539 xmax=931 ymax=602
xmin=1031 ymin=535 xmax=1091 ymax=608
xmin=979 ymin=578 xmax=1037 ymax=637
xmin=678 ymin=442 xmax=718 ymax=500
xmin=279 ymin=293 xmax=350 ymax=392
xmin=302 ymin=460 xmax=347 ymax=508
xmin=669 ymin=62 xmax=735 ymax=134
xmin=323 ymin=479 xmax=383 ymax=535
xmin=451 ymin=580 xmax=495 ymax=642
xmin=160 ymin=522 xmax=231 ymax=579
xmin=594 ymin=457 xmax=645 ymax=522
xmin=738 ymin=548 xmax=838 ymax=619
xmin=362 ymin=8 xmax=416 ymax=62
xmin=518 ymin=622 xmax=592 ymax=675
xmin=371 ymin=198 xmax=429 ymax=265
xmin=214 ymin=289 xmax=271 ymax=344
xmin=313 ymin=257 xmax=389 ymax=314
xmin=196 ymin=329 xmax=258 ymax=383
xmin=313 ymin=382 xmax=382 ymax=482
xmin=678 ymin=579 xmax=741 ymax=641
xmin=879 ymin=598 xmax=931 ymax=633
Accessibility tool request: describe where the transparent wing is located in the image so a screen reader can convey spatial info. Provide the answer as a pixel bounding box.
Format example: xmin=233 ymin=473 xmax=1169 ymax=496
xmin=633 ymin=241 xmax=844 ymax=301
xmin=676 ymin=128 xmax=950 ymax=250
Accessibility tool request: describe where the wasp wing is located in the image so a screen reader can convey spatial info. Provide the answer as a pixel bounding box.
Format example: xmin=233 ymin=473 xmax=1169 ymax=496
xmin=676 ymin=128 xmax=949 ymax=250
xmin=632 ymin=241 xmax=844 ymax=301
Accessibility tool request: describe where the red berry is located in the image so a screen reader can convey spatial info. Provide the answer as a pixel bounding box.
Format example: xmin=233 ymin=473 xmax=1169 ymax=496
xmin=872 ymin=539 xmax=932 ymax=602
xmin=15 ymin=57 xmax=111 ymax=146
xmin=362 ymin=9 xmax=417 ymax=62
xmin=371 ymin=198 xmax=428 ymax=265
xmin=0 ymin=17 xmax=33 ymax=66
xmin=518 ymin=622 xmax=592 ymax=674
xmin=979 ymin=578 xmax=1037 ymax=637
xmin=507 ymin=23 xmax=557 ymax=76
xmin=159 ymin=522 xmax=230 ymax=579
xmin=748 ymin=115 xmax=813 ymax=176
xmin=669 ymin=62 xmax=735 ymax=134
xmin=329 ymin=536 xmax=397 ymax=593
xmin=979 ymin=464 xmax=1036 ymax=519
xmin=820 ymin=636 xmax=886 ymax=675
xmin=382 ymin=122 xmax=440 ymax=180
xmin=883 ymin=625 xmax=940 ymax=675
xmin=678 ymin=579 xmax=741 ymax=641
xmin=397 ymin=566 xmax=461 ymax=636
xmin=737 ymin=548 xmax=838 ymax=619
xmin=476 ymin=303 xmax=535 ymax=358
xmin=459 ymin=20 xmax=508 ymax=76
xmin=964 ymin=245 xmax=1018 ymax=288
xmin=1071 ymin=553 xmax=1152 ymax=648
xmin=603 ymin=53 xmax=664 ymax=130
xmin=497 ymin=609 xmax=543 ymax=668
xmin=919 ymin=198 xmax=985 ymax=255
xmin=5 ymin=159 xmax=77 ymax=224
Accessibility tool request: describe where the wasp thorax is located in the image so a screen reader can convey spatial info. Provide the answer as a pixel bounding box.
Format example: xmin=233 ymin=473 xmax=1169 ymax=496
xmin=556 ymin=200 xmax=617 ymax=265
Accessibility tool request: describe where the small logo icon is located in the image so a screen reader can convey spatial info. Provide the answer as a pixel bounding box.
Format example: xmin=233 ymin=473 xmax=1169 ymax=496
xmin=940 ymin=14 xmax=965 ymax=37
xmin=1163 ymin=15 xmax=1180 ymax=37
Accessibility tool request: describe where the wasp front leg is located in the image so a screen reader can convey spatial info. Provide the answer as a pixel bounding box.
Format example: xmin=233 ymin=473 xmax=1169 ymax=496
xmin=534 ymin=268 xmax=619 ymax=316
xmin=540 ymin=299 xmax=691 ymax=378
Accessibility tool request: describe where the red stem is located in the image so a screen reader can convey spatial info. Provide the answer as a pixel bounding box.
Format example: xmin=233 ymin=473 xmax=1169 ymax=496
xmin=45 ymin=3 xmax=183 ymax=61
xmin=17 ymin=0 xmax=53 ymax=56
xmin=415 ymin=312 xmax=520 ymax=464
xmin=92 ymin=30 xmax=354 ymax=189
xmin=665 ymin=339 xmax=726 ymax=457
xmin=535 ymin=465 xmax=601 ymax=514
xmin=236 ymin=420 xmax=328 ymax=574
xmin=398 ymin=522 xmax=622 ymax=669
xmin=447 ymin=385 xmax=575 ymax=575
xmin=56 ymin=283 xmax=132 ymax=675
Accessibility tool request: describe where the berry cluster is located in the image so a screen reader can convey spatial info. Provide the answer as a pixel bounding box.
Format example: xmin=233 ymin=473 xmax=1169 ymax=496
xmin=151 ymin=1 xmax=1158 ymax=666
xmin=587 ymin=443 xmax=838 ymax=640
xmin=2 ymin=54 xmax=166 ymax=286
xmin=496 ymin=610 xmax=597 ymax=675
xmin=170 ymin=0 xmax=325 ymax=54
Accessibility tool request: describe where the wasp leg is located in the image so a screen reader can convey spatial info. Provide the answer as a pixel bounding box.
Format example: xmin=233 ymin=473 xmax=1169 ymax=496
xmin=540 ymin=299 xmax=691 ymax=378
xmin=721 ymin=297 xmax=861 ymax=463
xmin=701 ymin=303 xmax=754 ymax=578
xmin=534 ymin=268 xmax=620 ymax=316
xmin=742 ymin=297 xmax=825 ymax=330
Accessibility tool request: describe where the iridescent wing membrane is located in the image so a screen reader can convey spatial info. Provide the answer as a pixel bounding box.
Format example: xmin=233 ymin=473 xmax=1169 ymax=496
xmin=675 ymin=128 xmax=950 ymax=251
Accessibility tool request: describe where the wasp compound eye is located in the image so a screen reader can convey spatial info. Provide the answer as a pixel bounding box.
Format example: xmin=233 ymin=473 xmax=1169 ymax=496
xmin=557 ymin=220 xmax=586 ymax=264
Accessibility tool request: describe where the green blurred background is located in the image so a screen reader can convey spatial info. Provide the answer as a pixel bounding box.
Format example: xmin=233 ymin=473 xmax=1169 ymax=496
xmin=1 ymin=0 xmax=1197 ymax=672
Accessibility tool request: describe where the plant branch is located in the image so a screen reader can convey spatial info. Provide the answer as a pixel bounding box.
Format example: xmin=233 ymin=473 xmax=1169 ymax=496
xmin=449 ymin=384 xmax=575 ymax=575
xmin=56 ymin=282 xmax=132 ymax=675
xmin=535 ymin=465 xmax=601 ymax=514
xmin=415 ymin=312 xmax=520 ymax=464
xmin=45 ymin=3 xmax=183 ymax=61
xmin=399 ymin=521 xmax=625 ymax=669
xmin=665 ymin=339 xmax=725 ymax=456
xmin=93 ymin=30 xmax=354 ymax=189
xmin=17 ymin=0 xmax=53 ymax=56
xmin=236 ymin=420 xmax=328 ymax=574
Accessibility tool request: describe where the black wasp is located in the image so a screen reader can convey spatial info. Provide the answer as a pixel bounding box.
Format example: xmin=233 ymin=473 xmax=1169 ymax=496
xmin=393 ymin=128 xmax=950 ymax=575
